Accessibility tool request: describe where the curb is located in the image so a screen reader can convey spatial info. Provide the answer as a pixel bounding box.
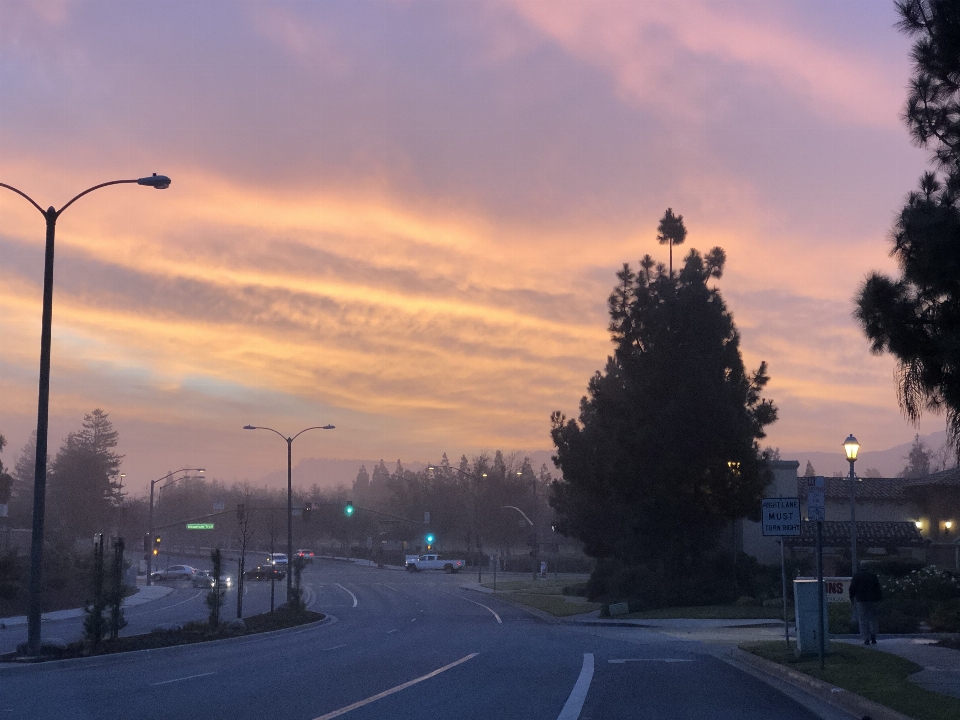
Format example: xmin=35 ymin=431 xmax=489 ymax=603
xmin=729 ymin=647 xmax=914 ymax=720
xmin=0 ymin=615 xmax=334 ymax=675
xmin=0 ymin=585 xmax=176 ymax=628
xmin=459 ymin=586 xmax=561 ymax=625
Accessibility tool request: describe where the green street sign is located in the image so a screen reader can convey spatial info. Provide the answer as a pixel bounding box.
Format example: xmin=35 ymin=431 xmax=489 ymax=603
xmin=186 ymin=523 xmax=215 ymax=530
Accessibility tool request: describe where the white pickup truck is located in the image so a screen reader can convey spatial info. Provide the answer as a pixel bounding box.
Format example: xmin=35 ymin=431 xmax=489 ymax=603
xmin=405 ymin=554 xmax=465 ymax=573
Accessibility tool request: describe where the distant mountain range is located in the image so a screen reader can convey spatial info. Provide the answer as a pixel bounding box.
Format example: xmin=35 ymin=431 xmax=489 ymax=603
xmin=781 ymin=430 xmax=954 ymax=478
xmin=264 ymin=432 xmax=956 ymax=491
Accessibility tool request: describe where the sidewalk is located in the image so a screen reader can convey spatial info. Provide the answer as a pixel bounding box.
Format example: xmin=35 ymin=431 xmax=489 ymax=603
xmin=0 ymin=581 xmax=173 ymax=629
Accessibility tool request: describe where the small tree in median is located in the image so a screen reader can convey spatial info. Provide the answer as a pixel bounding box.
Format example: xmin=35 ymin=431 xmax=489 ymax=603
xmin=207 ymin=547 xmax=226 ymax=628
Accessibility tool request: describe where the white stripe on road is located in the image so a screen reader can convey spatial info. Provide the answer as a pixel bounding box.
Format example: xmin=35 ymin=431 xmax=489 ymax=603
xmin=127 ymin=591 xmax=204 ymax=616
xmin=387 ymin=629 xmax=399 ymax=634
xmin=450 ymin=593 xmax=502 ymax=624
xmin=321 ymin=644 xmax=347 ymax=651
xmin=608 ymin=658 xmax=692 ymax=664
xmin=311 ymin=653 xmax=478 ymax=720
xmin=335 ymin=583 xmax=358 ymax=608
xmin=151 ymin=672 xmax=216 ymax=686
xmin=557 ymin=653 xmax=594 ymax=720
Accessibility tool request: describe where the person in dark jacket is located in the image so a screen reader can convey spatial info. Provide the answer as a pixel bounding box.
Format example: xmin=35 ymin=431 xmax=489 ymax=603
xmin=849 ymin=567 xmax=882 ymax=644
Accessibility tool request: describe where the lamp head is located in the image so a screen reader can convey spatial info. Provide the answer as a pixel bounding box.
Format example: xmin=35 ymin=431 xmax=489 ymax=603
xmin=843 ymin=434 xmax=860 ymax=462
xmin=243 ymin=425 xmax=256 ymax=430
xmin=137 ymin=173 xmax=171 ymax=189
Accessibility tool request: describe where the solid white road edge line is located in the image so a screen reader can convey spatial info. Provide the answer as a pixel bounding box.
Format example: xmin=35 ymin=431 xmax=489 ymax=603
xmin=608 ymin=658 xmax=693 ymax=664
xmin=451 ymin=593 xmax=502 ymax=624
xmin=557 ymin=653 xmax=594 ymax=720
xmin=311 ymin=653 xmax=479 ymax=720
xmin=335 ymin=583 xmax=358 ymax=608
xmin=127 ymin=590 xmax=204 ymax=616
xmin=151 ymin=671 xmax=217 ymax=686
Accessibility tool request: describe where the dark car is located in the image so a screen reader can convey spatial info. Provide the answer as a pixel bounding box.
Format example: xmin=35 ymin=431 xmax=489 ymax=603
xmin=295 ymin=549 xmax=315 ymax=564
xmin=243 ymin=564 xmax=286 ymax=581
xmin=150 ymin=565 xmax=197 ymax=581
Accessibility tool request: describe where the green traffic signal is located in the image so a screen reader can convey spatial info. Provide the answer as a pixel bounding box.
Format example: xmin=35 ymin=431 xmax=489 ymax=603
xmin=425 ymin=533 xmax=435 ymax=544
xmin=344 ymin=501 xmax=354 ymax=517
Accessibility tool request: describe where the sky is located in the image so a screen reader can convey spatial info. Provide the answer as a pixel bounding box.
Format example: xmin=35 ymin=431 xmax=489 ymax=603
xmin=0 ymin=0 xmax=949 ymax=496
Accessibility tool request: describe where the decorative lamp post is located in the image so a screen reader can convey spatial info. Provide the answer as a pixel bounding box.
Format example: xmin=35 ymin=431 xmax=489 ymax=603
xmin=844 ymin=434 xmax=860 ymax=574
xmin=244 ymin=424 xmax=335 ymax=599
xmin=0 ymin=173 xmax=171 ymax=655
xmin=146 ymin=468 xmax=205 ymax=585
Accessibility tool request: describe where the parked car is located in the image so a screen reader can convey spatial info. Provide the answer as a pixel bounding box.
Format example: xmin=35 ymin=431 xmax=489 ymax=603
xmin=192 ymin=570 xmax=233 ymax=588
xmin=243 ymin=564 xmax=286 ymax=581
xmin=151 ymin=565 xmax=197 ymax=581
xmin=295 ymin=549 xmax=315 ymax=564
xmin=266 ymin=553 xmax=288 ymax=567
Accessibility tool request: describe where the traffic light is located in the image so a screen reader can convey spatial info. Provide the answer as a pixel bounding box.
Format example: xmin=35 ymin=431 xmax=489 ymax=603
xmin=344 ymin=501 xmax=354 ymax=517
xmin=153 ymin=535 xmax=161 ymax=556
xmin=425 ymin=532 xmax=435 ymax=550
xmin=303 ymin=502 xmax=312 ymax=523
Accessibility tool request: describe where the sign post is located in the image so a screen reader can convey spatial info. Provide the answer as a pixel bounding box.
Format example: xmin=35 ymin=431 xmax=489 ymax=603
xmin=806 ymin=476 xmax=827 ymax=668
xmin=761 ymin=497 xmax=801 ymax=650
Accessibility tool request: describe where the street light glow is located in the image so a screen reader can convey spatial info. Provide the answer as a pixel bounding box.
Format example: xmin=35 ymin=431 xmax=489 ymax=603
xmin=843 ymin=434 xmax=860 ymax=462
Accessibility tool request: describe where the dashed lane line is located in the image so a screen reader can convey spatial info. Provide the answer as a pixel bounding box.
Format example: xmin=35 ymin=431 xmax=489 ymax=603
xmin=311 ymin=653 xmax=478 ymax=720
xmin=557 ymin=653 xmax=594 ymax=720
xmin=608 ymin=658 xmax=693 ymax=664
xmin=151 ymin=671 xmax=217 ymax=686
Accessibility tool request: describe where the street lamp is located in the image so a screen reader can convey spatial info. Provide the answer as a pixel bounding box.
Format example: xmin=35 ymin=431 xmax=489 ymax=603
xmin=244 ymin=424 xmax=335 ymax=599
xmin=146 ymin=468 xmax=205 ymax=585
xmin=1 ymin=173 xmax=171 ymax=655
xmin=844 ymin=433 xmax=860 ymax=573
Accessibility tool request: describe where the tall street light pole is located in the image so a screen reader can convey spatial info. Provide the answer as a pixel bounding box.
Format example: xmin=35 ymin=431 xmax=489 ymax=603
xmin=244 ymin=424 xmax=335 ymax=599
xmin=146 ymin=468 xmax=205 ymax=585
xmin=844 ymin=434 xmax=860 ymax=574
xmin=1 ymin=174 xmax=171 ymax=655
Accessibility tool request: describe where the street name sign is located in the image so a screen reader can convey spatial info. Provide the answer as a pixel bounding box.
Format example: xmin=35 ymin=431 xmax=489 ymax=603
xmin=186 ymin=522 xmax=214 ymax=530
xmin=807 ymin=475 xmax=826 ymax=522
xmin=761 ymin=497 xmax=801 ymax=536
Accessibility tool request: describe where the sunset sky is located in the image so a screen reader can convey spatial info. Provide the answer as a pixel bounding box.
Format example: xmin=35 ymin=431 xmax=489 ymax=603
xmin=0 ymin=0 xmax=948 ymax=495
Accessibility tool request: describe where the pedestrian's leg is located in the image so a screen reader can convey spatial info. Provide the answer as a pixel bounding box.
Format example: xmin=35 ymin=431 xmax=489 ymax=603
xmin=857 ymin=602 xmax=870 ymax=643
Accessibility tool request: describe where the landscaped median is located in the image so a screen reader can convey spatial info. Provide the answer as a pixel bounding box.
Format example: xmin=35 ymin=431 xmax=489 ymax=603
xmin=741 ymin=641 xmax=960 ymax=720
xmin=1 ymin=606 xmax=325 ymax=664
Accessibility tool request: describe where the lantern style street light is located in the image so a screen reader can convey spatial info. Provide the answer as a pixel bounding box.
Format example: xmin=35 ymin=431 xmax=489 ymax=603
xmin=0 ymin=174 xmax=171 ymax=655
xmin=844 ymin=434 xmax=860 ymax=573
xmin=244 ymin=424 xmax=335 ymax=599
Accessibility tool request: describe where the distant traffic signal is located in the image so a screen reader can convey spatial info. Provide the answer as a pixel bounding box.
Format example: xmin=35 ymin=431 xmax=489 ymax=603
xmin=304 ymin=502 xmax=312 ymax=523
xmin=153 ymin=535 xmax=161 ymax=556
xmin=344 ymin=501 xmax=354 ymax=517
xmin=425 ymin=533 xmax=435 ymax=544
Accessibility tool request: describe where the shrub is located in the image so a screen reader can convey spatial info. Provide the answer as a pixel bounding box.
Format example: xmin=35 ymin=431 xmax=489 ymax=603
xmin=881 ymin=567 xmax=960 ymax=602
xmin=860 ymin=556 xmax=924 ymax=578
xmin=929 ymin=599 xmax=960 ymax=632
xmin=734 ymin=596 xmax=761 ymax=607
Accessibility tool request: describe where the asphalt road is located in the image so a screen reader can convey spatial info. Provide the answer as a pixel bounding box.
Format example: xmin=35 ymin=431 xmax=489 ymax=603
xmin=0 ymin=560 xmax=858 ymax=720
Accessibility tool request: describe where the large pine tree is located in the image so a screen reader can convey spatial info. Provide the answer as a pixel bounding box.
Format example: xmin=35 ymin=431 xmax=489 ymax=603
xmin=856 ymin=0 xmax=960 ymax=457
xmin=550 ymin=229 xmax=777 ymax=605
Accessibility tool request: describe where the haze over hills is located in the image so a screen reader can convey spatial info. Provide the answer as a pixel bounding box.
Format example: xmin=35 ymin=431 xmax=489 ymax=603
xmin=265 ymin=450 xmax=560 ymax=491
xmin=781 ymin=429 xmax=955 ymax=478
xmin=259 ymin=432 xmax=958 ymax=491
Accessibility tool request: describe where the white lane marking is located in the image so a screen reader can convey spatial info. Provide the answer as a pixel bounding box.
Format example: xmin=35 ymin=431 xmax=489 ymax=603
xmin=378 ymin=582 xmax=398 ymax=592
xmin=557 ymin=653 xmax=594 ymax=720
xmin=151 ymin=671 xmax=216 ymax=686
xmin=451 ymin=593 xmax=502 ymax=624
xmin=312 ymin=653 xmax=478 ymax=720
xmin=387 ymin=629 xmax=398 ymax=634
xmin=321 ymin=644 xmax=347 ymax=651
xmin=608 ymin=658 xmax=693 ymax=664
xmin=127 ymin=590 xmax=204 ymax=616
xmin=335 ymin=583 xmax=358 ymax=608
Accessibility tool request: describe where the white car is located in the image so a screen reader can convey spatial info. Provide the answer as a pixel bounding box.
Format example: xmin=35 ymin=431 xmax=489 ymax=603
xmin=151 ymin=565 xmax=197 ymax=581
xmin=266 ymin=553 xmax=288 ymax=567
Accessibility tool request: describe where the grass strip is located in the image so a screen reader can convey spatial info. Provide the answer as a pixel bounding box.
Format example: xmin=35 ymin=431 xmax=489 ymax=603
xmin=742 ymin=640 xmax=960 ymax=720
xmin=507 ymin=593 xmax=601 ymax=617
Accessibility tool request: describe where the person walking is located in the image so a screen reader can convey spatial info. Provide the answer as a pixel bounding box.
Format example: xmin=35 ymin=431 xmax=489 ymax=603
xmin=849 ymin=566 xmax=882 ymax=644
